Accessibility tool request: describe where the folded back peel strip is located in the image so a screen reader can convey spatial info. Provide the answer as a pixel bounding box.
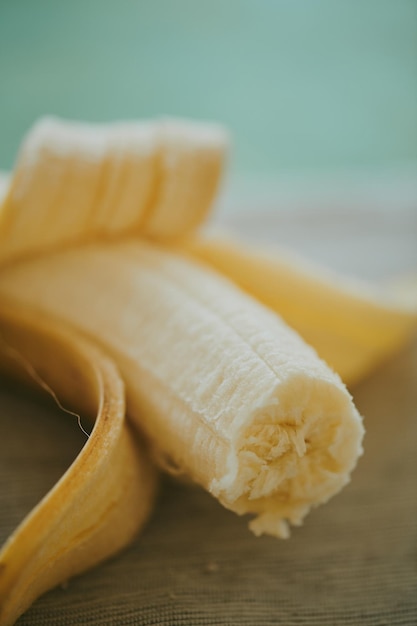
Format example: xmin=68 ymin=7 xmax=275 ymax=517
xmin=0 ymin=117 xmax=415 ymax=625
xmin=0 ymin=301 xmax=157 ymax=626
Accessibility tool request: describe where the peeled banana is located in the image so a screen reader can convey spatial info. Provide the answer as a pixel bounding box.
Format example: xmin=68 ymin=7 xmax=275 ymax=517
xmin=0 ymin=241 xmax=364 ymax=538
xmin=0 ymin=299 xmax=157 ymax=626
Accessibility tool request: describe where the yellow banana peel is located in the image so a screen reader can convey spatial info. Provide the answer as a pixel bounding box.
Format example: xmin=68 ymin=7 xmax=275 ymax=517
xmin=0 ymin=299 xmax=157 ymax=626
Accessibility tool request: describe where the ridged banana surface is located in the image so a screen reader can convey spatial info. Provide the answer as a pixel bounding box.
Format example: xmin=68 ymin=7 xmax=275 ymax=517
xmin=0 ymin=241 xmax=364 ymax=538
xmin=0 ymin=116 xmax=228 ymax=264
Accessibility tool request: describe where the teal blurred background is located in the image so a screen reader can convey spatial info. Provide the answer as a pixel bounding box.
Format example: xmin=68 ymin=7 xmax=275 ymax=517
xmin=0 ymin=0 xmax=416 ymax=178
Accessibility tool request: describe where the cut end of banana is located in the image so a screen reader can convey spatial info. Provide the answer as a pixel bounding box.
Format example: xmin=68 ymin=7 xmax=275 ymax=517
xmin=211 ymin=374 xmax=364 ymax=538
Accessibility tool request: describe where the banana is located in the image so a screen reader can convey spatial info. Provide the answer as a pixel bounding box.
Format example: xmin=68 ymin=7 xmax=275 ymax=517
xmin=2 ymin=114 xmax=415 ymax=621
xmin=0 ymin=116 xmax=228 ymax=265
xmin=0 ymin=299 xmax=157 ymax=626
xmin=0 ymin=241 xmax=364 ymax=539
xmin=182 ymin=235 xmax=417 ymax=385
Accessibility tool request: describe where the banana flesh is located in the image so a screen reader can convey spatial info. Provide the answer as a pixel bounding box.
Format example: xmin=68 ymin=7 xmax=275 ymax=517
xmin=182 ymin=235 xmax=417 ymax=385
xmin=0 ymin=299 xmax=157 ymax=626
xmin=0 ymin=242 xmax=364 ymax=538
xmin=0 ymin=116 xmax=228 ymax=265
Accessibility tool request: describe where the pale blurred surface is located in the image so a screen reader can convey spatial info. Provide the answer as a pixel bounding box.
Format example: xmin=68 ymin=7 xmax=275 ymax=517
xmin=211 ymin=205 xmax=417 ymax=281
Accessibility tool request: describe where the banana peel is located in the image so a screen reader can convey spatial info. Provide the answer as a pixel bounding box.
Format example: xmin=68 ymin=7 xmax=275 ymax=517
xmin=0 ymin=299 xmax=157 ymax=626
